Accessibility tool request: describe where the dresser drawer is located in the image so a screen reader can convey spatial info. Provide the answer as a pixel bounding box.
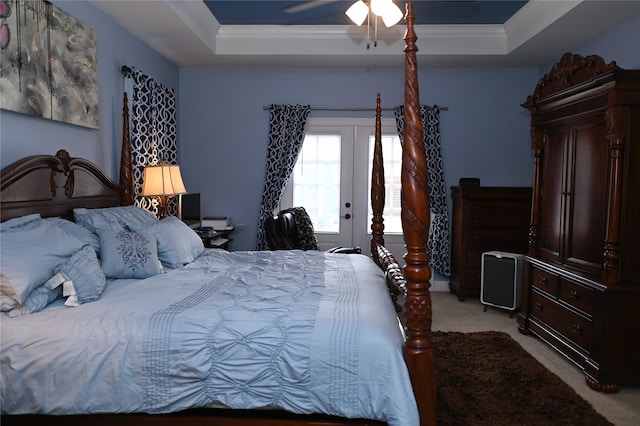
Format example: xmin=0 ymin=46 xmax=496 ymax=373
xmin=559 ymin=279 xmax=594 ymax=316
xmin=531 ymin=266 xmax=559 ymax=296
xmin=469 ymin=204 xmax=530 ymax=228
xmin=468 ymin=228 xmax=529 ymax=249
xmin=531 ymin=290 xmax=593 ymax=352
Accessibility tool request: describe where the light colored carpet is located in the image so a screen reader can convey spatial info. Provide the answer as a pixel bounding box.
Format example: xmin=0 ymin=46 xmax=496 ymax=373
xmin=430 ymin=291 xmax=640 ymax=426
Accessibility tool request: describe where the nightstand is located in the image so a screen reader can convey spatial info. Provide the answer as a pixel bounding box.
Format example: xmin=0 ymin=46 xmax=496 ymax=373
xmin=198 ymin=227 xmax=234 ymax=250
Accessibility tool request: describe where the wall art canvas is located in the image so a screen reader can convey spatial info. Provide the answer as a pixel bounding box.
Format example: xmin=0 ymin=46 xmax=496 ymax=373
xmin=0 ymin=0 xmax=99 ymax=129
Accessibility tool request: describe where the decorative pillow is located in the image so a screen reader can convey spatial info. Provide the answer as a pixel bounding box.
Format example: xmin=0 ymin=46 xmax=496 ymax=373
xmin=0 ymin=221 xmax=86 ymax=311
xmin=98 ymin=229 xmax=163 ymax=279
xmin=56 ymin=245 xmax=107 ymax=304
xmin=74 ymin=205 xmax=158 ymax=234
xmin=130 ymin=216 xmax=204 ymax=268
xmin=6 ymin=285 xmax=62 ymax=318
xmin=44 ymin=217 xmax=101 ymax=254
xmin=0 ymin=213 xmax=41 ymax=232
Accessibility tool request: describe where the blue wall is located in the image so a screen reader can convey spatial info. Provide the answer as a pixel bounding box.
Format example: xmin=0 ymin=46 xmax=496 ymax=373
xmin=1 ymin=1 xmax=638 ymax=251
xmin=0 ymin=1 xmax=179 ymax=178
xmin=179 ymin=66 xmax=538 ymax=250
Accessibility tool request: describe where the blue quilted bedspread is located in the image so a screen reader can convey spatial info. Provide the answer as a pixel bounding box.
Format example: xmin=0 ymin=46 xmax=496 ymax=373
xmin=1 ymin=250 xmax=418 ymax=425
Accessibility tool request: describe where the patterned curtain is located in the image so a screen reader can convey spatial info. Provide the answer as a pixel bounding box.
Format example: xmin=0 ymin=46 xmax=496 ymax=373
xmin=394 ymin=105 xmax=451 ymax=277
xmin=255 ymin=104 xmax=311 ymax=250
xmin=123 ymin=67 xmax=178 ymax=216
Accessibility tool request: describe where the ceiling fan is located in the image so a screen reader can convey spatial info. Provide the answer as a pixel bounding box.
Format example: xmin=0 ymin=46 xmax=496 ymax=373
xmin=283 ymin=0 xmax=404 ymax=49
xmin=283 ymin=0 xmax=402 ymax=26
xmin=282 ymin=1 xmax=341 ymax=15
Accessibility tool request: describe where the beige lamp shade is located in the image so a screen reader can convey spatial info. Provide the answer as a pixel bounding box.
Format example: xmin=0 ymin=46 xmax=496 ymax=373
xmin=141 ymin=163 xmax=187 ymax=197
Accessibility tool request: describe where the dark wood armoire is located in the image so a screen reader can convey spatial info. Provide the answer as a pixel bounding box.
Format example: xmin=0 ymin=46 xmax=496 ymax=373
xmin=517 ymin=53 xmax=640 ymax=393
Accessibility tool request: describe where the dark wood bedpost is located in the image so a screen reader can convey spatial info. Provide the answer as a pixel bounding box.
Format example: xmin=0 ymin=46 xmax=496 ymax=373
xmin=401 ymin=3 xmax=436 ymax=425
xmin=120 ymin=92 xmax=134 ymax=206
xmin=370 ymin=92 xmax=385 ymax=262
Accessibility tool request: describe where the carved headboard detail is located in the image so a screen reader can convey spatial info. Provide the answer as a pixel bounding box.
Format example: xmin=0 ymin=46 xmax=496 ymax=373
xmin=0 ymin=149 xmax=125 ymax=222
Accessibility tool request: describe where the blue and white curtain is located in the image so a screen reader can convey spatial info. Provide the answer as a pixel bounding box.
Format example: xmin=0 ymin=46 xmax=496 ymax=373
xmin=394 ymin=105 xmax=451 ymax=277
xmin=256 ymin=104 xmax=311 ymax=250
xmin=123 ymin=67 xmax=177 ymax=216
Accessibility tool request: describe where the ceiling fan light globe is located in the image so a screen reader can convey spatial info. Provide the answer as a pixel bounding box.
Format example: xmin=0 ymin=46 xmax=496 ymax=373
xmin=381 ymin=2 xmax=403 ymax=27
xmin=346 ymin=0 xmax=368 ymax=26
xmin=370 ymin=0 xmax=391 ymax=17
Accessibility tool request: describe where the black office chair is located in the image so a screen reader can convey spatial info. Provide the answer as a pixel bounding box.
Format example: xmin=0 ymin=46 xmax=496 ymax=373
xmin=264 ymin=207 xmax=361 ymax=254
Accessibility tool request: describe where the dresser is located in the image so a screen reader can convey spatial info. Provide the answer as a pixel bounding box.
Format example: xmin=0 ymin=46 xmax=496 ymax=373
xmin=450 ymin=186 xmax=532 ymax=301
xmin=516 ymin=53 xmax=640 ymax=393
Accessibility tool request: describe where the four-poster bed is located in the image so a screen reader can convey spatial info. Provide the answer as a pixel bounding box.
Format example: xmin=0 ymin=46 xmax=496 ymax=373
xmin=0 ymin=3 xmax=435 ymax=425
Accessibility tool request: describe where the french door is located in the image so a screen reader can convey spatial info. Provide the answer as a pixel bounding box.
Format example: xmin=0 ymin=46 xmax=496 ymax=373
xmin=281 ymin=117 xmax=406 ymax=262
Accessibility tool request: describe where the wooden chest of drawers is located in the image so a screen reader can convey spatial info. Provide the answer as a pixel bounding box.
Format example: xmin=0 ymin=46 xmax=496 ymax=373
xmin=450 ymin=186 xmax=532 ymax=301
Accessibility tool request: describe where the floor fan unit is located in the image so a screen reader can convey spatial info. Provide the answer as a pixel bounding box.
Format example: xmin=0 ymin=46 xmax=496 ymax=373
xmin=480 ymin=251 xmax=525 ymax=316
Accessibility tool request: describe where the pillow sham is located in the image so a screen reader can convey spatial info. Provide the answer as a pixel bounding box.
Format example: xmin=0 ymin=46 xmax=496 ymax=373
xmin=6 ymin=284 xmax=62 ymax=318
xmin=0 ymin=221 xmax=86 ymax=311
xmin=130 ymin=216 xmax=204 ymax=268
xmin=44 ymin=217 xmax=101 ymax=254
xmin=98 ymin=229 xmax=163 ymax=279
xmin=73 ymin=205 xmax=158 ymax=234
xmin=56 ymin=244 xmax=107 ymax=304
xmin=0 ymin=213 xmax=41 ymax=232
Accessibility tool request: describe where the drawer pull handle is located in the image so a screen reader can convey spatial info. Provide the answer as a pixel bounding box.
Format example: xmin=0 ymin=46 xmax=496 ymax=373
xmin=572 ymin=325 xmax=583 ymax=334
xmin=534 ymin=302 xmax=543 ymax=311
xmin=570 ymin=290 xmax=579 ymax=300
xmin=539 ymin=277 xmax=547 ymax=286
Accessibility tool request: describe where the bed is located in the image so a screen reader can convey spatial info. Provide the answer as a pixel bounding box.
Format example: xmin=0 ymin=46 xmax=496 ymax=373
xmin=0 ymin=4 xmax=435 ymax=426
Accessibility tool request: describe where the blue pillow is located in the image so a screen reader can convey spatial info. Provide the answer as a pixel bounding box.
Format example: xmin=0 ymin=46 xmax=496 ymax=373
xmin=6 ymin=285 xmax=62 ymax=318
xmin=44 ymin=217 xmax=101 ymax=255
xmin=56 ymin=245 xmax=107 ymax=304
xmin=0 ymin=213 xmax=41 ymax=232
xmin=74 ymin=205 xmax=158 ymax=234
xmin=130 ymin=216 xmax=204 ymax=268
xmin=98 ymin=229 xmax=163 ymax=279
xmin=0 ymin=221 xmax=86 ymax=311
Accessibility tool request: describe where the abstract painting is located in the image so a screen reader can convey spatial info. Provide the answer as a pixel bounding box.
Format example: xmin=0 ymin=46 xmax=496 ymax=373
xmin=0 ymin=0 xmax=99 ymax=129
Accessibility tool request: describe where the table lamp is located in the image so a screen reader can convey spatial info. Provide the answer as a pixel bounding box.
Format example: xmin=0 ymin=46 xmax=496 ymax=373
xmin=141 ymin=160 xmax=187 ymax=219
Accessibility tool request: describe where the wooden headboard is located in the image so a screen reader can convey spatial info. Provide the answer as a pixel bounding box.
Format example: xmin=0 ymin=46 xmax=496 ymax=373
xmin=0 ymin=149 xmax=125 ymax=222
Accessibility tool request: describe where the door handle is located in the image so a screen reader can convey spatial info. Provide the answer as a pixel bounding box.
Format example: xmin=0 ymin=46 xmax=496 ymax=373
xmin=345 ymin=202 xmax=351 ymax=208
xmin=343 ymin=213 xmax=351 ymax=220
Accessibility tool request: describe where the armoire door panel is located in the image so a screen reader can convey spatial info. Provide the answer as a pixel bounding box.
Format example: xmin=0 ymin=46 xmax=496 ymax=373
xmin=539 ymin=128 xmax=565 ymax=263
xmin=564 ymin=120 xmax=608 ymax=275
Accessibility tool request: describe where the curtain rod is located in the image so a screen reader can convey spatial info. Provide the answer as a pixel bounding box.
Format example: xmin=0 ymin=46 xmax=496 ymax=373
xmin=263 ymin=105 xmax=447 ymax=111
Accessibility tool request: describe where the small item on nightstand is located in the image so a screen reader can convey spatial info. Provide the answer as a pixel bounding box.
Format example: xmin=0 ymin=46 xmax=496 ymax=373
xmin=202 ymin=216 xmax=231 ymax=230
xmin=459 ymin=177 xmax=480 ymax=186
xmin=196 ymin=226 xmax=215 ymax=238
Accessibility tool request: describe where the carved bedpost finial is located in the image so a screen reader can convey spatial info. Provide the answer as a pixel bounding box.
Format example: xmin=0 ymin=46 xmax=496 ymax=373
xmin=370 ymin=92 xmax=385 ymax=262
xmin=401 ymin=3 xmax=437 ymax=425
xmin=120 ymin=92 xmax=134 ymax=205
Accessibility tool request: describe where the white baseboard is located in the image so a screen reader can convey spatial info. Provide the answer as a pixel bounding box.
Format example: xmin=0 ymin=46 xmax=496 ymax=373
xmin=431 ymin=271 xmax=450 ymax=292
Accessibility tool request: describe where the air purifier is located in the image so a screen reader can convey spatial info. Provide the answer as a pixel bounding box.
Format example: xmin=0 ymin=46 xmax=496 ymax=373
xmin=480 ymin=251 xmax=525 ymax=315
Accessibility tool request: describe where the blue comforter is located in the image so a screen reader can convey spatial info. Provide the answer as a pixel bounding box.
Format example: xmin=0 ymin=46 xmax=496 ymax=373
xmin=1 ymin=249 xmax=418 ymax=425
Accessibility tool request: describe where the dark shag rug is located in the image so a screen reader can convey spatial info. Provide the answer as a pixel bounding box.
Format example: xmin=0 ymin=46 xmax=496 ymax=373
xmin=433 ymin=331 xmax=612 ymax=426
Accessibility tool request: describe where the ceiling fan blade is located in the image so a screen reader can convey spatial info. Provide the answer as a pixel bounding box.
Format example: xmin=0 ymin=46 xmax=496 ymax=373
xmin=282 ymin=0 xmax=340 ymax=14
